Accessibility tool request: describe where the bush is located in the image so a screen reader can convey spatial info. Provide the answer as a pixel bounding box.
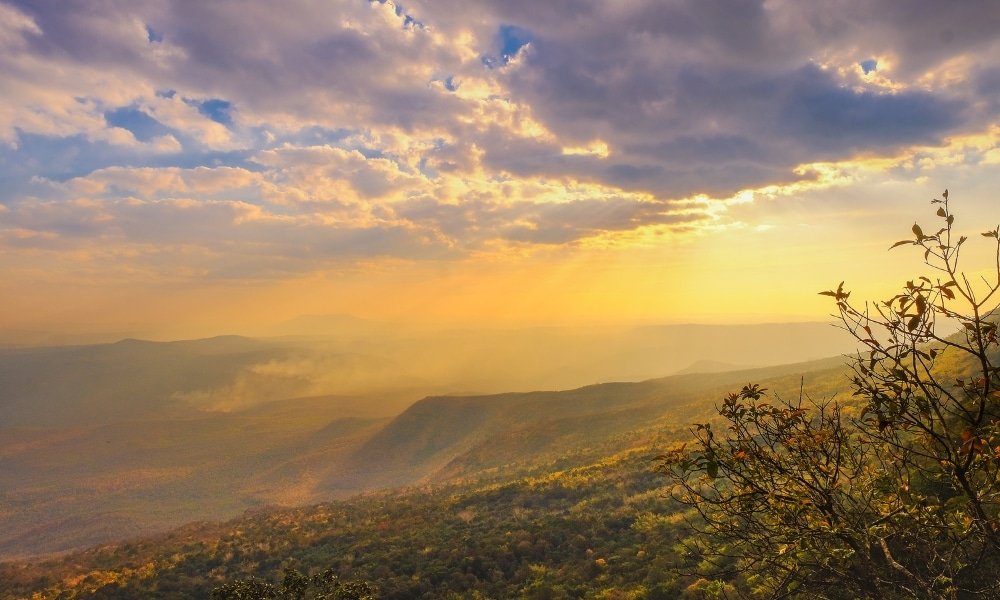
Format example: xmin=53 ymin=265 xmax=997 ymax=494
xmin=659 ymin=191 xmax=1000 ymax=599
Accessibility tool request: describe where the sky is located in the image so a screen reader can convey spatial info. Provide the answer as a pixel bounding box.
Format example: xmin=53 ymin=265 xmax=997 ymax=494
xmin=2 ymin=0 xmax=1000 ymax=340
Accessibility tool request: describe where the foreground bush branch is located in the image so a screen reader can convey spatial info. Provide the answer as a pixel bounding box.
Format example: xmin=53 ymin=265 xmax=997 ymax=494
xmin=658 ymin=191 xmax=1000 ymax=600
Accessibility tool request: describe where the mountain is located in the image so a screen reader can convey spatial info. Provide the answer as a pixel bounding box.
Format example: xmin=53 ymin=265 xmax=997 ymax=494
xmin=0 ymin=322 xmax=856 ymax=429
xmin=338 ymin=355 xmax=848 ymax=490
xmin=0 ymin=349 xmax=854 ymax=599
xmin=0 ymin=324 xmax=856 ymax=560
xmin=0 ymin=336 xmax=421 ymax=428
xmin=0 ymin=349 xmax=848 ymax=560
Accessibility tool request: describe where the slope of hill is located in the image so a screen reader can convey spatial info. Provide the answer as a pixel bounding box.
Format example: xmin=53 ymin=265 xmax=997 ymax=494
xmin=0 ymin=442 xmax=711 ymax=599
xmin=340 ymin=355 xmax=848 ymax=488
xmin=0 ymin=398 xmax=389 ymax=559
xmin=0 ymin=349 xmax=860 ymax=600
xmin=0 ymin=324 xmax=855 ymax=561
xmin=0 ymin=350 xmax=848 ymax=561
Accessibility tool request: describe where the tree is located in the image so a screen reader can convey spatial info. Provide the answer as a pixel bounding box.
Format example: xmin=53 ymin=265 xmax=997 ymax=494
xmin=211 ymin=567 xmax=376 ymax=600
xmin=658 ymin=191 xmax=1000 ymax=599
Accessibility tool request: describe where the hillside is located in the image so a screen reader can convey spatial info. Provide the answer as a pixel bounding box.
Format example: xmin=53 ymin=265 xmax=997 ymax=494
xmin=0 ymin=326 xmax=855 ymax=560
xmin=0 ymin=398 xmax=389 ymax=559
xmin=0 ymin=346 xmax=868 ymax=600
xmin=341 ymin=355 xmax=847 ymax=490
xmin=0 ymin=350 xmax=851 ymax=567
xmin=0 ymin=441 xmax=720 ymax=599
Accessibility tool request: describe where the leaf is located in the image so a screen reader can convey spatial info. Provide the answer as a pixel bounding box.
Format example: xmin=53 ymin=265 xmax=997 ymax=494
xmin=907 ymin=315 xmax=920 ymax=331
xmin=890 ymin=240 xmax=913 ymax=249
xmin=943 ymin=188 xmax=949 ymax=200
xmin=937 ymin=207 xmax=947 ymax=217
xmin=912 ymin=223 xmax=924 ymax=238
xmin=706 ymin=460 xmax=719 ymax=479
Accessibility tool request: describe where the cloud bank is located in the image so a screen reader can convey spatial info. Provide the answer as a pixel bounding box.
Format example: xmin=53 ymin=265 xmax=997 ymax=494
xmin=1 ymin=0 xmax=999 ymax=288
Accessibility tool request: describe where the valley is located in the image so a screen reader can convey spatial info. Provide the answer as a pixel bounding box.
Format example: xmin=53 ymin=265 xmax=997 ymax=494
xmin=0 ymin=323 xmax=853 ymax=560
xmin=0 ymin=323 xmax=857 ymax=598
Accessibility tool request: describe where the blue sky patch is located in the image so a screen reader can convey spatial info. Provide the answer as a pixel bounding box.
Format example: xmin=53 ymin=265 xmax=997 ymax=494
xmin=0 ymin=129 xmax=262 ymax=203
xmin=145 ymin=25 xmax=163 ymax=43
xmin=104 ymin=107 xmax=171 ymax=142
xmin=192 ymin=98 xmax=234 ymax=127
xmin=356 ymin=147 xmax=386 ymax=160
xmin=481 ymin=25 xmax=534 ymax=69
xmin=500 ymin=25 xmax=532 ymax=62
xmin=860 ymin=59 xmax=878 ymax=74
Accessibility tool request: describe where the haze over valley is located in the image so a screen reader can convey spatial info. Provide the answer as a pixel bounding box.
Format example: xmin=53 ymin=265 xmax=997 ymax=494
xmin=0 ymin=321 xmax=853 ymax=559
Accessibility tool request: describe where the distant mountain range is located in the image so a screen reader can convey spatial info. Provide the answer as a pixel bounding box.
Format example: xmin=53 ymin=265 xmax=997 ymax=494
xmin=0 ymin=322 xmax=852 ymax=559
xmin=0 ymin=348 xmax=858 ymax=599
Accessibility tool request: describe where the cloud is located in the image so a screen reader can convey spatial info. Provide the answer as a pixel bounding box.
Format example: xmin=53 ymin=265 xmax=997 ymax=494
xmin=0 ymin=0 xmax=998 ymax=286
xmin=460 ymin=2 xmax=980 ymax=196
xmin=0 ymin=3 xmax=41 ymax=49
